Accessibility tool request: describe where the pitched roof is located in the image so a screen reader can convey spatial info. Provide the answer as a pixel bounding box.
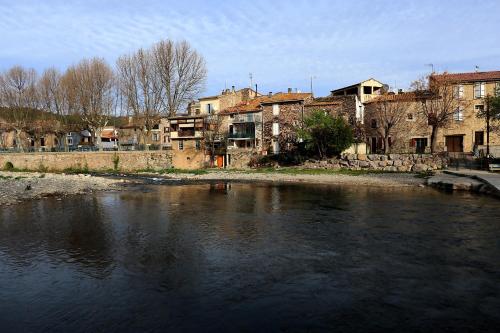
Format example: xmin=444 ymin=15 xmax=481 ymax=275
xmin=221 ymin=97 xmax=267 ymax=114
xmin=431 ymin=71 xmax=500 ymax=83
xmin=365 ymin=92 xmax=420 ymax=104
xmin=259 ymin=92 xmax=312 ymax=104
xmin=330 ymin=78 xmax=385 ymax=93
xmin=305 ymin=96 xmax=346 ymax=107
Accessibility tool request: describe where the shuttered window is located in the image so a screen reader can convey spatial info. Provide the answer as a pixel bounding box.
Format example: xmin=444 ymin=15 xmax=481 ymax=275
xmin=474 ymin=82 xmax=485 ymax=98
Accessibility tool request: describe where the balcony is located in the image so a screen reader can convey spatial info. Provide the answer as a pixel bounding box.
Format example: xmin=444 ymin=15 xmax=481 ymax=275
xmin=170 ymin=130 xmax=203 ymax=139
xmin=231 ymin=114 xmax=261 ymax=123
xmin=228 ymin=132 xmax=255 ymax=139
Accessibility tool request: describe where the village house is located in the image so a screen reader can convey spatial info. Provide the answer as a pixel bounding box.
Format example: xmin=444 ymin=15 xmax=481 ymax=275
xmin=364 ymin=92 xmax=431 ymax=154
xmin=430 ymin=71 xmax=500 ymax=155
xmin=168 ymin=114 xmax=206 ymax=168
xmin=194 ymin=87 xmax=261 ymax=116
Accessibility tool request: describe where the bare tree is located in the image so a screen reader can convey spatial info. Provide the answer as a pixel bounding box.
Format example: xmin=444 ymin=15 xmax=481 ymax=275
xmin=63 ymin=58 xmax=116 ymax=150
xmin=368 ymin=93 xmax=414 ymax=154
xmin=203 ymin=113 xmax=227 ymax=167
xmin=413 ymin=74 xmax=469 ymax=153
xmin=0 ymin=66 xmax=39 ymax=151
xmin=152 ymin=40 xmax=207 ymax=116
xmin=117 ymin=48 xmax=164 ymax=149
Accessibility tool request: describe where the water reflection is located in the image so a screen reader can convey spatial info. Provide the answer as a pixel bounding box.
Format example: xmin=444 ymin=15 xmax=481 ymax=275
xmin=0 ymin=183 xmax=500 ymax=332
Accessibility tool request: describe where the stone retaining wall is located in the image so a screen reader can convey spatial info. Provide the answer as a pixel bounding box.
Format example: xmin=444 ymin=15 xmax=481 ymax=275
xmin=303 ymin=153 xmax=449 ymax=172
xmin=0 ymin=151 xmax=174 ymax=172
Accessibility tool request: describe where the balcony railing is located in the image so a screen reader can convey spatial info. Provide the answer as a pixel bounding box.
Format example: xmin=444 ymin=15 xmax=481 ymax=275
xmin=231 ymin=114 xmax=261 ymax=123
xmin=228 ymin=132 xmax=255 ymax=139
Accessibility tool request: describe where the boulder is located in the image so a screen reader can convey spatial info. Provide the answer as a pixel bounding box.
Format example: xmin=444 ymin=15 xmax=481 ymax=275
xmin=378 ymin=160 xmax=387 ymax=167
xmin=393 ymin=160 xmax=402 ymax=167
xmin=359 ymin=161 xmax=370 ymax=168
xmin=412 ymin=164 xmax=429 ymax=172
xmin=357 ymin=154 xmax=367 ymax=161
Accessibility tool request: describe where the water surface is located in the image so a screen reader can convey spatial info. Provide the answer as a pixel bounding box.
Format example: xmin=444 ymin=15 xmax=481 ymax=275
xmin=1 ymin=183 xmax=499 ymax=332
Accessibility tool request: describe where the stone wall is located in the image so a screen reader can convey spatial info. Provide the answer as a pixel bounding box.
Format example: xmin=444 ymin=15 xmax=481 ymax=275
xmin=303 ymin=153 xmax=449 ymax=172
xmin=0 ymin=151 xmax=174 ymax=172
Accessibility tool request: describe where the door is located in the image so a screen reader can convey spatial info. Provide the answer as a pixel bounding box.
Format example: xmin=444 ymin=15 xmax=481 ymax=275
xmin=370 ymin=137 xmax=377 ymax=153
xmin=415 ymin=138 xmax=428 ymax=154
xmin=216 ymin=155 xmax=224 ymax=168
xmin=445 ymin=136 xmax=464 ymax=152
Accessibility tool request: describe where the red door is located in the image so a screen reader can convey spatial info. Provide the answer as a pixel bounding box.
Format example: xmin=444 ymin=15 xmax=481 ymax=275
xmin=216 ymin=155 xmax=224 ymax=168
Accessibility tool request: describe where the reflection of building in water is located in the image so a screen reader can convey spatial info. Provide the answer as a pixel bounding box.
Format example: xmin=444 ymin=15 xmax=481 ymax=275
xmin=209 ymin=182 xmax=232 ymax=194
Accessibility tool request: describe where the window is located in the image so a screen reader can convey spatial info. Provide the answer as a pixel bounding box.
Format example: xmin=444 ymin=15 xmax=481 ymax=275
xmin=496 ymin=82 xmax=500 ymax=96
xmin=406 ymin=113 xmax=414 ymax=121
xmin=453 ymin=107 xmax=464 ymax=121
xmin=272 ymin=122 xmax=279 ymax=136
xmin=474 ymin=82 xmax=485 ymax=98
xmin=272 ymin=104 xmax=280 ymax=116
xmin=363 ymin=86 xmax=372 ymax=94
xmin=152 ymin=133 xmax=160 ymax=142
xmin=475 ymin=105 xmax=485 ymax=113
xmin=67 ymin=137 xmax=73 ymax=146
xmin=454 ymin=85 xmax=464 ymax=99
xmin=163 ymin=126 xmax=169 ymax=133
xmin=195 ymin=140 xmax=201 ymax=150
xmin=178 ymin=140 xmax=184 ymax=150
xmin=371 ymin=119 xmax=377 ymax=128
xmin=206 ymin=103 xmax=212 ymax=114
xmin=475 ymin=131 xmax=484 ymax=145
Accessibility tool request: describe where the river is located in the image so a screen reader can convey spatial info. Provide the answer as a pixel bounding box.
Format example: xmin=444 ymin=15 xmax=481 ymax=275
xmin=1 ymin=182 xmax=499 ymax=332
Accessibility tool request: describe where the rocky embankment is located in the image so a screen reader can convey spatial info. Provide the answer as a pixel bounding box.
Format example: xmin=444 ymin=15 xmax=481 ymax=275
xmin=0 ymin=171 xmax=124 ymax=206
xmin=303 ymin=153 xmax=448 ymax=172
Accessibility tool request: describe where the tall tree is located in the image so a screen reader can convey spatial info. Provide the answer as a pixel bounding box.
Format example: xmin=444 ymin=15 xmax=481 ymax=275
xmin=0 ymin=66 xmax=39 ymax=151
xmin=117 ymin=48 xmax=164 ymax=149
xmin=152 ymin=40 xmax=207 ymax=116
xmin=63 ymin=58 xmax=116 ymax=150
xmin=368 ymin=93 xmax=413 ymax=154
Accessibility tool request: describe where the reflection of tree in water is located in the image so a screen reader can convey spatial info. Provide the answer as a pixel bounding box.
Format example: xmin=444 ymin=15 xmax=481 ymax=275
xmin=0 ymin=197 xmax=114 ymax=279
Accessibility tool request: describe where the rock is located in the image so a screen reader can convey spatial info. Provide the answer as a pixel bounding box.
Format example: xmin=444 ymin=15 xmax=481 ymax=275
xmin=397 ymin=166 xmax=408 ymax=172
xmin=357 ymin=154 xmax=367 ymax=161
xmin=393 ymin=160 xmax=402 ymax=167
xmin=388 ymin=154 xmax=400 ymax=160
xmin=367 ymin=154 xmax=379 ymax=161
xmin=346 ymin=154 xmax=357 ymax=160
xmin=380 ymin=155 xmax=388 ymax=161
xmin=359 ymin=161 xmax=370 ymax=168
xmin=383 ymin=166 xmax=398 ymax=172
xmin=412 ymin=164 xmax=429 ymax=172
xmin=378 ymin=161 xmax=387 ymax=167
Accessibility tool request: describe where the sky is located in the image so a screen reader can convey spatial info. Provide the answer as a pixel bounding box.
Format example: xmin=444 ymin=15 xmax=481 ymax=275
xmin=0 ymin=0 xmax=499 ymax=97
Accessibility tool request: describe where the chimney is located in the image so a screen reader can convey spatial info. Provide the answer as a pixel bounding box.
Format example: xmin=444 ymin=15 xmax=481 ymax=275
xmin=288 ymin=88 xmax=292 ymax=93
xmin=268 ymin=92 xmax=272 ymax=97
xmin=231 ymin=85 xmax=235 ymax=92
xmin=255 ymin=84 xmax=258 ymax=96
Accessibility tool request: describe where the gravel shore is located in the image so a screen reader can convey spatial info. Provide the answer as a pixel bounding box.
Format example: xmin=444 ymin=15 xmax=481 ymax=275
xmin=0 ymin=171 xmax=124 ymax=206
xmin=162 ymin=170 xmax=426 ymax=187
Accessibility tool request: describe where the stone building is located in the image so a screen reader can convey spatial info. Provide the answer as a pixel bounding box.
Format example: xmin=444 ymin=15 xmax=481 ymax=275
xmin=194 ymin=87 xmax=261 ymax=116
xmin=429 ymin=71 xmax=500 ymax=155
xmin=364 ymin=93 xmax=431 ymax=154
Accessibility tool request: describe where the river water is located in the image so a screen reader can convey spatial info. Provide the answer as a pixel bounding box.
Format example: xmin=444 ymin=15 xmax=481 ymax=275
xmin=1 ymin=182 xmax=499 ymax=332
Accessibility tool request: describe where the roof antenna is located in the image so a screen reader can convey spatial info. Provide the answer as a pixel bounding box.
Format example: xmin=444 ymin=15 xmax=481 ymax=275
xmin=475 ymin=65 xmax=479 ymax=73
xmin=249 ymin=73 xmax=253 ymax=89
xmin=425 ymin=63 xmax=434 ymax=73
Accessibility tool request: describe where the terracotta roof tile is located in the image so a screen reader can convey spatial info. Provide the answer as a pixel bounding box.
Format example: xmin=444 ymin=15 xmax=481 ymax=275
xmin=431 ymin=71 xmax=500 ymax=83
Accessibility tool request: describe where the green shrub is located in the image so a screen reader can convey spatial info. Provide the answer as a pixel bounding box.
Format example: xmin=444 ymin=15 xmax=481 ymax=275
xmin=3 ymin=161 xmax=14 ymax=171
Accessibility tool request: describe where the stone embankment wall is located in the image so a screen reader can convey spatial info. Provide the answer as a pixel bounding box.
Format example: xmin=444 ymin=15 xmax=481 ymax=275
xmin=303 ymin=153 xmax=449 ymax=172
xmin=0 ymin=151 xmax=174 ymax=172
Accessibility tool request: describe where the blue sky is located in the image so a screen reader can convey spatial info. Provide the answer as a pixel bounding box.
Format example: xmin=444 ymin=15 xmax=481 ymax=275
xmin=0 ymin=0 xmax=499 ymax=97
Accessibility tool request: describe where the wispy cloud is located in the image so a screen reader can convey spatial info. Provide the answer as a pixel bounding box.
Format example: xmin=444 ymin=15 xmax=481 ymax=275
xmin=0 ymin=0 xmax=499 ymax=95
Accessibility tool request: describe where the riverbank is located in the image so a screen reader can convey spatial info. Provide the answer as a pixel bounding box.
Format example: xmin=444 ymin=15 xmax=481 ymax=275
xmin=0 ymin=171 xmax=125 ymax=206
xmin=158 ymin=169 xmax=426 ymax=187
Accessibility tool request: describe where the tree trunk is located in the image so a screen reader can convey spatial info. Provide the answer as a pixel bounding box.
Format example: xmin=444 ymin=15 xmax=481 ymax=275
xmin=384 ymin=136 xmax=391 ymax=154
xmin=15 ymin=129 xmax=24 ymax=152
xmin=430 ymin=125 xmax=438 ymax=153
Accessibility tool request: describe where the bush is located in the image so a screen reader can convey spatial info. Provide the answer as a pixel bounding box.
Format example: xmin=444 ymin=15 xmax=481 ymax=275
xmin=299 ymin=110 xmax=354 ymax=158
xmin=3 ymin=161 xmax=14 ymax=171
